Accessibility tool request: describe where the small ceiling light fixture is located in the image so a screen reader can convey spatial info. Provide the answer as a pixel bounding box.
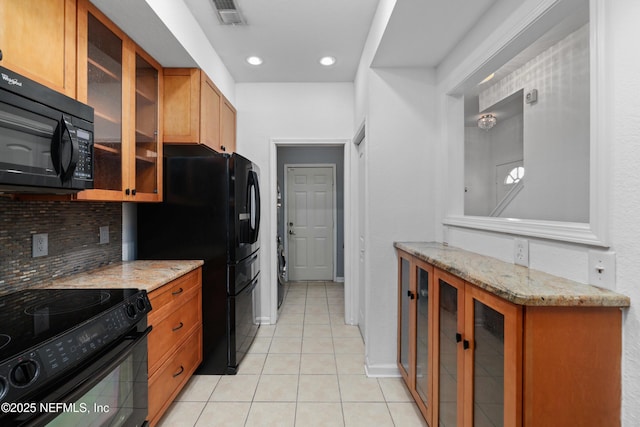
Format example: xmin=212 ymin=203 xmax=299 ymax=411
xmin=246 ymin=56 xmax=263 ymax=66
xmin=319 ymin=56 xmax=336 ymax=66
xmin=478 ymin=72 xmax=495 ymax=85
xmin=477 ymin=114 xmax=497 ymax=130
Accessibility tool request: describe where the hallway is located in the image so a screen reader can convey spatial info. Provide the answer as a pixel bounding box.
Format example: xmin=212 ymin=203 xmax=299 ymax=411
xmin=157 ymin=281 xmax=427 ymax=426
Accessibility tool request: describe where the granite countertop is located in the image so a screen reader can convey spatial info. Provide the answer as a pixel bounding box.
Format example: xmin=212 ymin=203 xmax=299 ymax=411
xmin=395 ymin=242 xmax=630 ymax=307
xmin=35 ymin=260 xmax=204 ymax=293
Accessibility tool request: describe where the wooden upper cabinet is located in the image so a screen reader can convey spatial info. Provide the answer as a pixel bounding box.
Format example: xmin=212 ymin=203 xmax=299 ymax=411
xmin=221 ymin=98 xmax=237 ymax=153
xmin=75 ymin=0 xmax=162 ymax=202
xmin=163 ymin=68 xmax=201 ymax=143
xmin=200 ymin=72 xmax=221 ymax=151
xmin=0 ymin=0 xmax=77 ymax=97
xmin=163 ymin=68 xmax=235 ymax=153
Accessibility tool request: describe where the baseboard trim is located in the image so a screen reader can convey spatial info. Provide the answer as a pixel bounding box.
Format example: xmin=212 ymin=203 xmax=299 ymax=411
xmin=335 ymin=276 xmax=345 ymax=283
xmin=256 ymin=316 xmax=273 ymax=325
xmin=364 ymin=360 xmax=401 ymax=377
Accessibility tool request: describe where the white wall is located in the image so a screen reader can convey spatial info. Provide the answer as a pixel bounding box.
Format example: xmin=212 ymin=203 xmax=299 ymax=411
xmin=465 ymin=114 xmax=524 ymax=217
xmin=608 ymin=0 xmax=640 ymax=423
xmin=235 ymin=83 xmax=355 ymax=322
xmin=354 ymin=0 xmax=397 ymax=126
xmin=436 ymin=0 xmax=640 ymax=424
xmin=362 ymin=67 xmax=437 ymax=375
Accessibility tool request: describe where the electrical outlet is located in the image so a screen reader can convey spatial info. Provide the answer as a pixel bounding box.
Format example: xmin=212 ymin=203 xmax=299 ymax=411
xmin=99 ymin=226 xmax=109 ymax=245
xmin=588 ymin=250 xmax=616 ymax=288
xmin=32 ymin=233 xmax=48 ymax=257
xmin=514 ymin=238 xmax=529 ymax=267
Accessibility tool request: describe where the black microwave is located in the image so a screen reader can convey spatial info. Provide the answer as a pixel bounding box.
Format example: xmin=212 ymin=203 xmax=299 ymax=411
xmin=0 ymin=66 xmax=94 ymax=194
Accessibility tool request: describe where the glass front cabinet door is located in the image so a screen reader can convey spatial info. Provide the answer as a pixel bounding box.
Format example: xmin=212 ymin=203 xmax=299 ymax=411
xmin=397 ymin=254 xmax=434 ymax=424
xmin=433 ymin=268 xmax=522 ymax=427
xmin=76 ymin=0 xmax=162 ymax=202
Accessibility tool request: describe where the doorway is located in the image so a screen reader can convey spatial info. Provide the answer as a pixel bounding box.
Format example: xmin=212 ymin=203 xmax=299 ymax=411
xmin=270 ymin=140 xmax=353 ymax=324
xmin=285 ymin=165 xmax=335 ymax=281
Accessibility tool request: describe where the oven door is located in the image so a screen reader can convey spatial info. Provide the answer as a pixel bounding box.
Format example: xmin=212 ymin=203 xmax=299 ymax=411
xmin=22 ymin=327 xmax=151 ymax=427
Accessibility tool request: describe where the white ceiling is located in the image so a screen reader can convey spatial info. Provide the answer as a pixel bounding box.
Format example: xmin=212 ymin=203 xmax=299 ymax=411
xmin=372 ymin=0 xmax=496 ymax=68
xmin=90 ymin=0 xmax=501 ymax=84
xmin=183 ymin=0 xmax=380 ymax=82
xmin=90 ymin=0 xmax=198 ymax=68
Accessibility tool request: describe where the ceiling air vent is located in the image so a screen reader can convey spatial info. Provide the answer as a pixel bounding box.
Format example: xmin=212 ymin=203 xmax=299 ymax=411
xmin=212 ymin=0 xmax=245 ymax=25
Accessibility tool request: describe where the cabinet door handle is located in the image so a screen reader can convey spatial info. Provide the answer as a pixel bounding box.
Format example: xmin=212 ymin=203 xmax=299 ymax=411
xmin=463 ymin=339 xmax=470 ymax=350
xmin=407 ymin=290 xmax=415 ymax=300
xmin=172 ymin=365 xmax=184 ymax=377
xmin=456 ymin=333 xmax=462 ymax=343
xmin=172 ymin=322 xmax=184 ymax=332
xmin=132 ymin=189 xmax=136 ymax=196
xmin=221 ymin=145 xmax=226 ymax=151
xmin=172 ymin=287 xmax=184 ymax=296
xmin=125 ymin=188 xmax=130 ymax=195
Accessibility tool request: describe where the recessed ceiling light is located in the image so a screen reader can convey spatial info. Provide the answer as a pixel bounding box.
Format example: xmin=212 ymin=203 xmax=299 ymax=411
xmin=478 ymin=72 xmax=495 ymax=85
xmin=246 ymin=56 xmax=263 ymax=66
xmin=319 ymin=56 xmax=336 ymax=67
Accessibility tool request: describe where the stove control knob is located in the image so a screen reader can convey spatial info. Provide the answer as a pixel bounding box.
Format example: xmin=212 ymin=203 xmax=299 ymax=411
xmin=136 ymin=296 xmax=147 ymax=312
xmin=125 ymin=304 xmax=136 ymax=319
xmin=10 ymin=360 xmax=39 ymax=387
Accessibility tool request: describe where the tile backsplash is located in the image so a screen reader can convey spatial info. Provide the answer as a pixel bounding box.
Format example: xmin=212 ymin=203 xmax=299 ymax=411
xmin=0 ymin=198 xmax=122 ymax=292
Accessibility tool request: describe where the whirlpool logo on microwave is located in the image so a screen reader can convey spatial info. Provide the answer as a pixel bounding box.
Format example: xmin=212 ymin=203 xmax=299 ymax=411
xmin=1 ymin=73 xmax=22 ymax=87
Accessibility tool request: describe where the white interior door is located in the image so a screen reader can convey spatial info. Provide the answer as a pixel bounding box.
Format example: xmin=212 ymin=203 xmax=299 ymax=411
xmin=357 ymin=139 xmax=367 ymax=336
xmin=286 ymin=166 xmax=334 ymax=281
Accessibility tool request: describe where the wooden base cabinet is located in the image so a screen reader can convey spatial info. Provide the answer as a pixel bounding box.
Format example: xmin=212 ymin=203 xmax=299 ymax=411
xmin=397 ymin=249 xmax=622 ymax=427
xmin=147 ymin=267 xmax=202 ymax=426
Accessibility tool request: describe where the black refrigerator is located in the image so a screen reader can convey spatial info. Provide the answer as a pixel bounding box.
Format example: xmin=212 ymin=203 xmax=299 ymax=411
xmin=137 ymin=145 xmax=260 ymax=374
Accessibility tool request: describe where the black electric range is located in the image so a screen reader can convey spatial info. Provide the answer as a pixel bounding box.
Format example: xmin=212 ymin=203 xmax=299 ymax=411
xmin=0 ymin=288 xmax=151 ymax=407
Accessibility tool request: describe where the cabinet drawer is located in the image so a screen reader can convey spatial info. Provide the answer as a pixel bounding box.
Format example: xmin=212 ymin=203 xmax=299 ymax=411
xmin=148 ymin=288 xmax=201 ymax=374
xmin=148 ymin=326 xmax=202 ymax=427
xmin=148 ymin=268 xmax=201 ymax=323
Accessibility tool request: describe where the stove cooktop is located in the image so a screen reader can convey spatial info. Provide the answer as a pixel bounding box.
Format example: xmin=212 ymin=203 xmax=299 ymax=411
xmin=0 ymin=288 xmax=144 ymax=364
xmin=0 ymin=287 xmax=152 ymax=415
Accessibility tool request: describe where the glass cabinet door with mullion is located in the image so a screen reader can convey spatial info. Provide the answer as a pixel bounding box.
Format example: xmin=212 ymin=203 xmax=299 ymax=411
xmin=414 ymin=260 xmax=434 ymax=422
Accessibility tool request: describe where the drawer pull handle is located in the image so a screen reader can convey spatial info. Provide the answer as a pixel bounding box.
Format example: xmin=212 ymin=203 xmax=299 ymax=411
xmin=172 ymin=322 xmax=184 ymax=332
xmin=172 ymin=287 xmax=184 ymax=296
xmin=173 ymin=366 xmax=184 ymax=377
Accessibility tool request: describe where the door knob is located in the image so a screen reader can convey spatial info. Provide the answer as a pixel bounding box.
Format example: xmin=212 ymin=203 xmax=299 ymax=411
xmin=288 ymin=229 xmax=295 ymax=235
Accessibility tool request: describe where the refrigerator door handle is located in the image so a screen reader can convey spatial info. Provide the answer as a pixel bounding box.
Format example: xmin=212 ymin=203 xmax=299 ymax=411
xmin=248 ymin=171 xmax=261 ymax=243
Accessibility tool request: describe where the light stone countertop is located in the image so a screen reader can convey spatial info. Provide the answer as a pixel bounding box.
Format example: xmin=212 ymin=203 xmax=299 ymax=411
xmin=34 ymin=260 xmax=204 ymax=294
xmin=395 ymin=242 xmax=630 ymax=307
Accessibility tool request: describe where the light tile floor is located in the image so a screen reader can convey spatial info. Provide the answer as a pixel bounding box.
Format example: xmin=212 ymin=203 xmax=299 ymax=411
xmin=157 ymin=281 xmax=428 ymax=427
